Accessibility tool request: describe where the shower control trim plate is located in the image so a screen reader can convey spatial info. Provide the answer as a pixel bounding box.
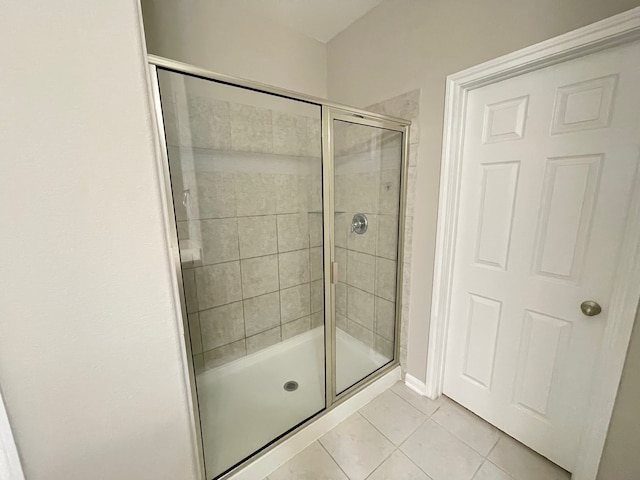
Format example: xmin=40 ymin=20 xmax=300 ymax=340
xmin=351 ymin=213 xmax=368 ymax=234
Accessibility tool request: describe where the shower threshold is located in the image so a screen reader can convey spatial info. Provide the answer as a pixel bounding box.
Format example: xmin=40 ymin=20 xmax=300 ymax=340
xmin=196 ymin=326 xmax=390 ymax=479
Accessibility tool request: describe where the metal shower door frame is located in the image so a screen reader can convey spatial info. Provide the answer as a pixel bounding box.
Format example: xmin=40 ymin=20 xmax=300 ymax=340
xmin=322 ymin=106 xmax=410 ymax=406
xmin=146 ymin=55 xmax=410 ymax=480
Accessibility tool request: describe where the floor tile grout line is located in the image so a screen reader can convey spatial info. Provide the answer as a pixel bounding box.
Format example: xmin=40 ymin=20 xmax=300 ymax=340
xmin=389 ymin=384 xmax=446 ymax=422
xmin=485 ymin=433 xmax=502 ymax=459
xmin=362 ymin=447 xmax=399 ymax=480
xmin=469 ymin=457 xmax=486 ymax=480
xmin=387 ymin=385 xmax=437 ymax=419
xmin=429 ymin=402 xmax=502 ymax=458
xmin=355 ymin=409 xmax=401 ymax=448
xmin=316 ymin=439 xmax=352 ymax=480
xmin=395 ymin=447 xmax=436 ymax=480
xmin=481 ymin=459 xmax=517 ymax=480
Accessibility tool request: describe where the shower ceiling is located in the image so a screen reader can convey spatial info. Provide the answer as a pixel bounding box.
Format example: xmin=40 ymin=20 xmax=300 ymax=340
xmin=227 ymin=0 xmax=383 ymax=42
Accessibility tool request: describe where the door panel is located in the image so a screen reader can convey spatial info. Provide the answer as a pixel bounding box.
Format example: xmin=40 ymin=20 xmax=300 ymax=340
xmin=444 ymin=40 xmax=640 ymax=471
xmin=331 ymin=117 xmax=404 ymax=395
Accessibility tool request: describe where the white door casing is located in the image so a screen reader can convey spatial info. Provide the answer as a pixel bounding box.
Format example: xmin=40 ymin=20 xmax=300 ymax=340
xmin=426 ymin=8 xmax=640 ymax=480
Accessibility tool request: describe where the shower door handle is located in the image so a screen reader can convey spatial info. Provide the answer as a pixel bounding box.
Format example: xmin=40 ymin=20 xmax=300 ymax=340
xmin=331 ymin=262 xmax=339 ymax=284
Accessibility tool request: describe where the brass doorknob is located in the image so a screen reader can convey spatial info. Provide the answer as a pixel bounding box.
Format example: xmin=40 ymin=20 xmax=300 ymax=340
xmin=580 ymin=301 xmax=602 ymax=317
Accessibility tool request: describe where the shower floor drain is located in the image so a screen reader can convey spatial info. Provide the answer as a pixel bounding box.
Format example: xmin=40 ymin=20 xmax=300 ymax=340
xmin=283 ymin=381 xmax=299 ymax=392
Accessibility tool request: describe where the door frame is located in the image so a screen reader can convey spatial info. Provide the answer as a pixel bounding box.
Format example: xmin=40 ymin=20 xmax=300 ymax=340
xmin=425 ymin=7 xmax=640 ymax=479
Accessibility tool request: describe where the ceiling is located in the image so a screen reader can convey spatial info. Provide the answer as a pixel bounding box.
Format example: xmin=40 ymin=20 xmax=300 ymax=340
xmin=233 ymin=0 xmax=384 ymax=43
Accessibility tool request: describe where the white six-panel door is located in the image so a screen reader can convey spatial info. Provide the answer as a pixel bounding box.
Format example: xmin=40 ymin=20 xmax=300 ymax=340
xmin=443 ymin=40 xmax=640 ymax=471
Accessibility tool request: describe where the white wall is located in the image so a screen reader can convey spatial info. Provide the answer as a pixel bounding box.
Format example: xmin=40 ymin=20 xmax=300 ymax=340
xmin=327 ymin=0 xmax=640 ymax=382
xmin=0 ymin=2 xmax=198 ymax=479
xmin=141 ymin=0 xmax=328 ymax=98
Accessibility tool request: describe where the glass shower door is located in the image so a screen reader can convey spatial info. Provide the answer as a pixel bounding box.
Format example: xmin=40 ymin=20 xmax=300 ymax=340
xmin=155 ymin=68 xmax=326 ymax=479
xmin=331 ymin=116 xmax=404 ymax=394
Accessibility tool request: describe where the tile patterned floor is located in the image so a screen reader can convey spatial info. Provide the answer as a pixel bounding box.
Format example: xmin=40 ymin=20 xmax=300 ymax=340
xmin=266 ymin=381 xmax=571 ymax=480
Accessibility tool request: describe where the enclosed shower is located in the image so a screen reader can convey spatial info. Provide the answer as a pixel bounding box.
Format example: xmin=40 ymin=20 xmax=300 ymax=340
xmin=150 ymin=56 xmax=409 ymax=479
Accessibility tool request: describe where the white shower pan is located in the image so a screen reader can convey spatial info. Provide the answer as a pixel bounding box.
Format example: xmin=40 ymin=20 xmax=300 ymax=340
xmin=196 ymin=326 xmax=389 ymax=478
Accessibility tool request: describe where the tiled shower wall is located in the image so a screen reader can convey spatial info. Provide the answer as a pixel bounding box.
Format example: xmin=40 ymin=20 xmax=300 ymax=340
xmin=161 ymin=88 xmax=324 ymax=371
xmin=366 ymin=90 xmax=420 ymax=372
xmin=333 ymin=125 xmax=403 ymax=361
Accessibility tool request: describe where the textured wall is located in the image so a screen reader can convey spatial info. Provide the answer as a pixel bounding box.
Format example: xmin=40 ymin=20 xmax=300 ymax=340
xmin=0 ymin=1 xmax=198 ymax=479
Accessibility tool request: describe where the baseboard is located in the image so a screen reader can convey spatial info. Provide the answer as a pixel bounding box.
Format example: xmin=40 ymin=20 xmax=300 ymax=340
xmin=229 ymin=366 xmax=401 ymax=480
xmin=404 ymin=373 xmax=428 ymax=396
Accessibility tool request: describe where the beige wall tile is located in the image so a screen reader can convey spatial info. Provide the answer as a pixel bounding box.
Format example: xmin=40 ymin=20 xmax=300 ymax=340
xmin=375 ymin=257 xmax=397 ymax=302
xmin=306 ymin=117 xmax=322 ymax=159
xmin=352 ymin=171 xmax=380 ymax=213
xmin=335 ymin=247 xmax=347 ymax=283
xmin=377 ymin=215 xmax=399 ymax=261
xmin=347 ymin=214 xmax=377 ymax=255
xmin=243 ymin=291 xmax=280 ymax=336
xmin=335 ymin=212 xmax=348 ymax=248
xmin=277 ymin=213 xmax=309 ymax=252
xmin=188 ymin=313 xmax=202 ymax=355
xmin=237 ymin=215 xmax=277 ymax=259
xmin=275 ymin=174 xmax=307 ymax=214
xmin=336 ymin=313 xmax=348 ymax=331
xmin=203 ymin=339 xmax=246 ymax=370
xmin=186 ymin=96 xmax=232 ymax=150
xmin=408 ymin=144 xmax=418 ymax=167
xmin=182 ymin=268 xmax=199 ymax=313
xmin=406 ymin=166 xmax=417 ymax=217
xmin=282 ymin=316 xmax=311 ymax=340
xmin=375 ymin=296 xmax=396 ymax=341
xmin=194 ymin=171 xmax=236 ymax=219
xmin=192 ymin=353 xmax=205 ymax=374
xmin=273 ymin=112 xmax=308 ymax=157
xmin=200 ymin=218 xmax=240 ymax=265
xmin=176 ymin=220 xmax=189 ymax=241
xmin=309 ymin=247 xmax=324 ymax=281
xmin=240 ymin=254 xmax=279 ymax=299
xmin=346 ymin=319 xmax=374 ymax=348
xmin=310 ymin=279 xmax=324 ymax=313
xmin=334 ymin=173 xmax=350 ymax=213
xmin=380 ymin=133 xmax=403 ymax=171
xmin=199 ymin=301 xmax=245 ymax=351
xmin=280 ymin=283 xmax=311 ymax=323
xmin=309 ymin=213 xmax=323 ymax=247
xmin=347 ymin=250 xmax=375 ymax=294
xmin=336 ymin=282 xmax=347 ymax=315
xmin=195 ymin=261 xmax=242 ymax=310
xmin=168 ymin=153 xmax=188 ymax=222
xmin=309 ymin=247 xmax=324 ymax=282
xmin=378 ymin=168 xmax=401 ymax=216
xmin=234 ymin=172 xmax=277 ymax=217
xmin=347 ymin=286 xmax=374 ymax=330
xmin=246 ymin=326 xmax=281 ymax=355
xmin=375 ymin=334 xmax=394 ymax=359
xmin=279 ymin=249 xmax=310 ymax=289
xmin=308 ymin=171 xmax=323 ymax=212
xmin=230 ymin=103 xmax=273 ymax=153
xmin=311 ymin=311 xmax=324 ymax=329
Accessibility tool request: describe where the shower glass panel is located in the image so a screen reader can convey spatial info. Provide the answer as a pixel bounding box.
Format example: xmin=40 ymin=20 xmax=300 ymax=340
xmin=333 ymin=119 xmax=403 ymax=394
xmin=156 ymin=69 xmax=325 ymax=479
